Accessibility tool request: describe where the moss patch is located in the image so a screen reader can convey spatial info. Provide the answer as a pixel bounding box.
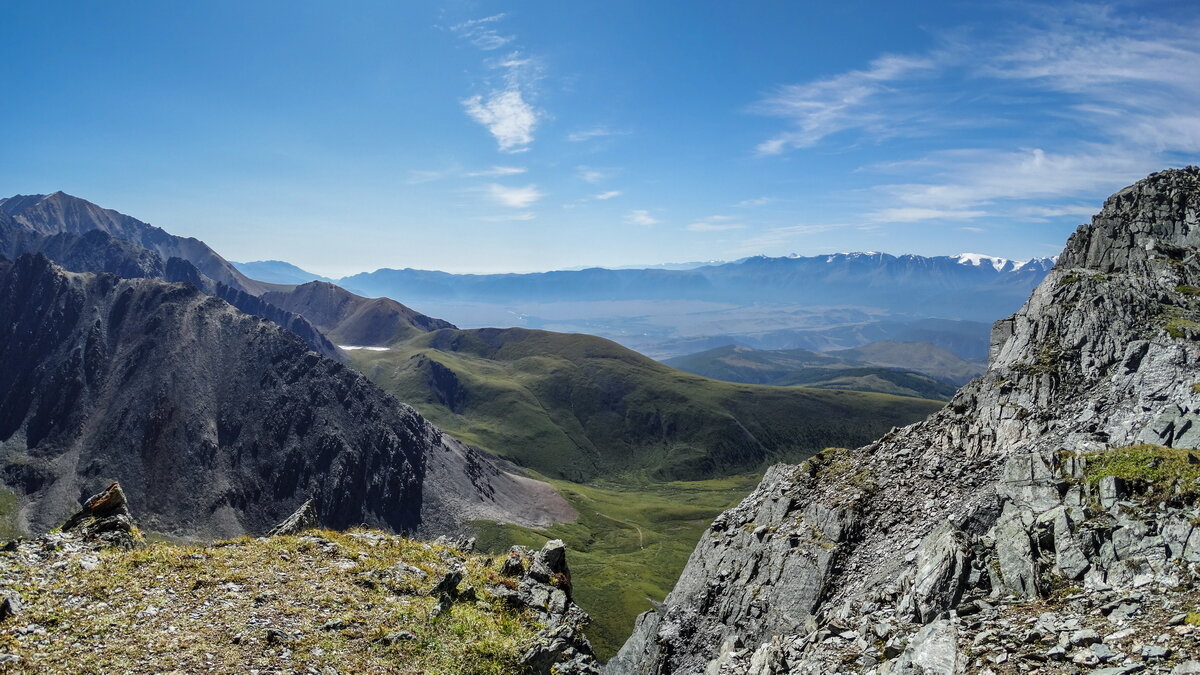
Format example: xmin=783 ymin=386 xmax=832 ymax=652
xmin=1082 ymin=444 xmax=1200 ymax=501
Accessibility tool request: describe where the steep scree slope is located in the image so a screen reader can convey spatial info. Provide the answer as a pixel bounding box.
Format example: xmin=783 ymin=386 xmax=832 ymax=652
xmin=609 ymin=168 xmax=1200 ymax=674
xmin=0 ymin=254 xmax=571 ymax=539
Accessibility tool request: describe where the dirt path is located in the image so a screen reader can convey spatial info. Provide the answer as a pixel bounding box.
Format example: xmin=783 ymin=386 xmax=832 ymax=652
xmin=595 ymin=512 xmax=644 ymax=549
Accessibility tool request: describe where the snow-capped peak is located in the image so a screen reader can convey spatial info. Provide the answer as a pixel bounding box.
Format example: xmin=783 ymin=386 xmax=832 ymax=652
xmin=953 ymin=252 xmax=1019 ymax=271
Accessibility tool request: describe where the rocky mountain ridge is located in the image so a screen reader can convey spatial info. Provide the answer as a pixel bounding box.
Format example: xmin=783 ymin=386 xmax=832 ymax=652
xmin=0 ymin=191 xmax=460 ymax=358
xmin=0 ymin=253 xmax=572 ymax=539
xmin=608 ymin=168 xmax=1200 ymax=674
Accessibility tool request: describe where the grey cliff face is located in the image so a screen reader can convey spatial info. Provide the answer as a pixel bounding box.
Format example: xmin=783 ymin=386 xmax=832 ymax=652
xmin=0 ymin=254 xmax=572 ymax=539
xmin=609 ymin=168 xmax=1200 ymax=674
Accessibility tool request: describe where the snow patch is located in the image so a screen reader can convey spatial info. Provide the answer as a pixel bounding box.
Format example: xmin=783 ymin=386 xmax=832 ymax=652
xmin=338 ymin=345 xmax=391 ymax=351
xmin=953 ymin=252 xmax=1020 ymax=271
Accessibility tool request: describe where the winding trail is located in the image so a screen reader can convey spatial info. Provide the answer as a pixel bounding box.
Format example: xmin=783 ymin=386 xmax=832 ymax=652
xmin=595 ymin=512 xmax=645 ymax=549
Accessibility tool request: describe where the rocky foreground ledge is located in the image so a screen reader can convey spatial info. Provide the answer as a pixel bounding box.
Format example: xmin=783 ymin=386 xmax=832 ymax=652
xmin=609 ymin=169 xmax=1200 ymax=675
xmin=0 ymin=485 xmax=600 ymax=674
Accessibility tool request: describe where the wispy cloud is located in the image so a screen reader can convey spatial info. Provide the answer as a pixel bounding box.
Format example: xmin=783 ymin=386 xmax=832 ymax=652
xmin=733 ymin=223 xmax=847 ymax=255
xmin=755 ymin=4 xmax=1200 ymax=225
xmin=450 ymin=14 xmax=514 ymax=51
xmin=960 ymin=226 xmax=986 ymax=233
xmin=481 ymin=211 xmax=536 ymax=222
xmin=625 ymin=210 xmax=659 ymax=226
xmin=467 ymin=166 xmax=527 ymax=177
xmin=734 ymin=197 xmax=774 ymax=208
xmin=487 ymin=183 xmax=544 ymax=208
xmin=593 ymin=190 xmax=622 ymax=200
xmin=454 ymin=14 xmax=544 ymax=153
xmin=567 ymin=126 xmax=628 ymax=142
xmin=576 ymin=166 xmax=611 ymax=184
xmin=406 ymin=168 xmax=456 ymax=185
xmin=866 ymin=146 xmax=1152 ymax=222
xmin=688 ymin=221 xmax=746 ymax=232
xmin=753 ymin=54 xmax=937 ymax=154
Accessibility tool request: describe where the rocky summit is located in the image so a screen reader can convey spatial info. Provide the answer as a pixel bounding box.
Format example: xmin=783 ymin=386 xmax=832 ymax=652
xmin=608 ymin=169 xmax=1200 ymax=674
xmin=0 ymin=485 xmax=601 ymax=673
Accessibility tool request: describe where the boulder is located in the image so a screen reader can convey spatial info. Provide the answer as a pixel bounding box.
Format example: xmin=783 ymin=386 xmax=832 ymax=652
xmin=60 ymin=482 xmax=139 ymax=549
xmin=266 ymin=499 xmax=318 ymax=536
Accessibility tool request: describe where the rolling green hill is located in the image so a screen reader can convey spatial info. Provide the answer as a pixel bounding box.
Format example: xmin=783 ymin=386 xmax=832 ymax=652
xmin=347 ymin=327 xmax=944 ymax=482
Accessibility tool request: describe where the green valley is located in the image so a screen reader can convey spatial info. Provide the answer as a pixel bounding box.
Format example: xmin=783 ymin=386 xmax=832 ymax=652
xmin=346 ymin=327 xmax=944 ymax=482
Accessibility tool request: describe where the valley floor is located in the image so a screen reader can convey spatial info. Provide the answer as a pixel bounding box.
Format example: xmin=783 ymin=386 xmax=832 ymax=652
xmin=473 ymin=474 xmax=763 ymax=659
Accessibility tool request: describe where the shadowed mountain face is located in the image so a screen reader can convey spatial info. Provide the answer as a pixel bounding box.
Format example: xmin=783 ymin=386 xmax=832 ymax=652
xmin=0 ymin=192 xmax=263 ymax=295
xmin=0 ymin=254 xmax=572 ymax=539
xmin=1 ymin=192 xmax=455 ymax=355
xmin=0 ymin=209 xmax=342 ymax=360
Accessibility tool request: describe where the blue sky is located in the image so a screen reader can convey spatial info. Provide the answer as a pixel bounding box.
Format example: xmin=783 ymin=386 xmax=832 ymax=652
xmin=2 ymin=1 xmax=1198 ymax=275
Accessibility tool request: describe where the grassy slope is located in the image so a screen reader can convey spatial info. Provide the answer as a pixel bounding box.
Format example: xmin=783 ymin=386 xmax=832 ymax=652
xmin=472 ymin=474 xmax=761 ymax=660
xmin=349 ymin=328 xmax=944 ymax=481
xmin=0 ymin=530 xmax=545 ymax=674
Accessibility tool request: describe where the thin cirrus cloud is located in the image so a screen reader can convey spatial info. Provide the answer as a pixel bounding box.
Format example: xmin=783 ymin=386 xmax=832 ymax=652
xmin=688 ymin=222 xmax=746 ymax=232
xmin=577 ymin=165 xmax=616 ymax=184
xmin=467 ymin=166 xmax=527 ymax=177
xmin=454 ymin=14 xmax=544 ymax=153
xmin=865 ymin=146 xmax=1152 ymax=223
xmin=752 ymin=54 xmax=937 ymax=155
xmin=625 ymin=210 xmax=659 ymax=226
xmin=752 ymin=4 xmax=1200 ymax=224
xmin=734 ymin=197 xmax=774 ymax=208
xmin=567 ymin=126 xmax=628 ymax=142
xmin=733 ymin=224 xmax=846 ymax=256
xmin=487 ymin=183 xmax=544 ymax=208
xmin=449 ymin=14 xmax=514 ymax=51
xmin=593 ymin=190 xmax=622 ymax=200
xmin=687 ymin=215 xmax=745 ymax=232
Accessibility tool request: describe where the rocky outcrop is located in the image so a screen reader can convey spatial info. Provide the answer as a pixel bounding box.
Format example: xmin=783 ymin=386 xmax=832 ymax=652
xmin=0 ymin=254 xmax=574 ymax=539
xmin=490 ymin=539 xmax=601 ymax=675
xmin=60 ymin=481 xmax=139 ymax=549
xmin=265 ymin=499 xmax=318 ymax=536
xmin=609 ymin=168 xmax=1200 ymax=674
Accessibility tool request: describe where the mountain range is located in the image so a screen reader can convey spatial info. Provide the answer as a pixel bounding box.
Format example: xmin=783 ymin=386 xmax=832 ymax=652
xmin=227 ymin=249 xmax=1051 ymax=362
xmin=331 ymin=252 xmax=1053 ymax=318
